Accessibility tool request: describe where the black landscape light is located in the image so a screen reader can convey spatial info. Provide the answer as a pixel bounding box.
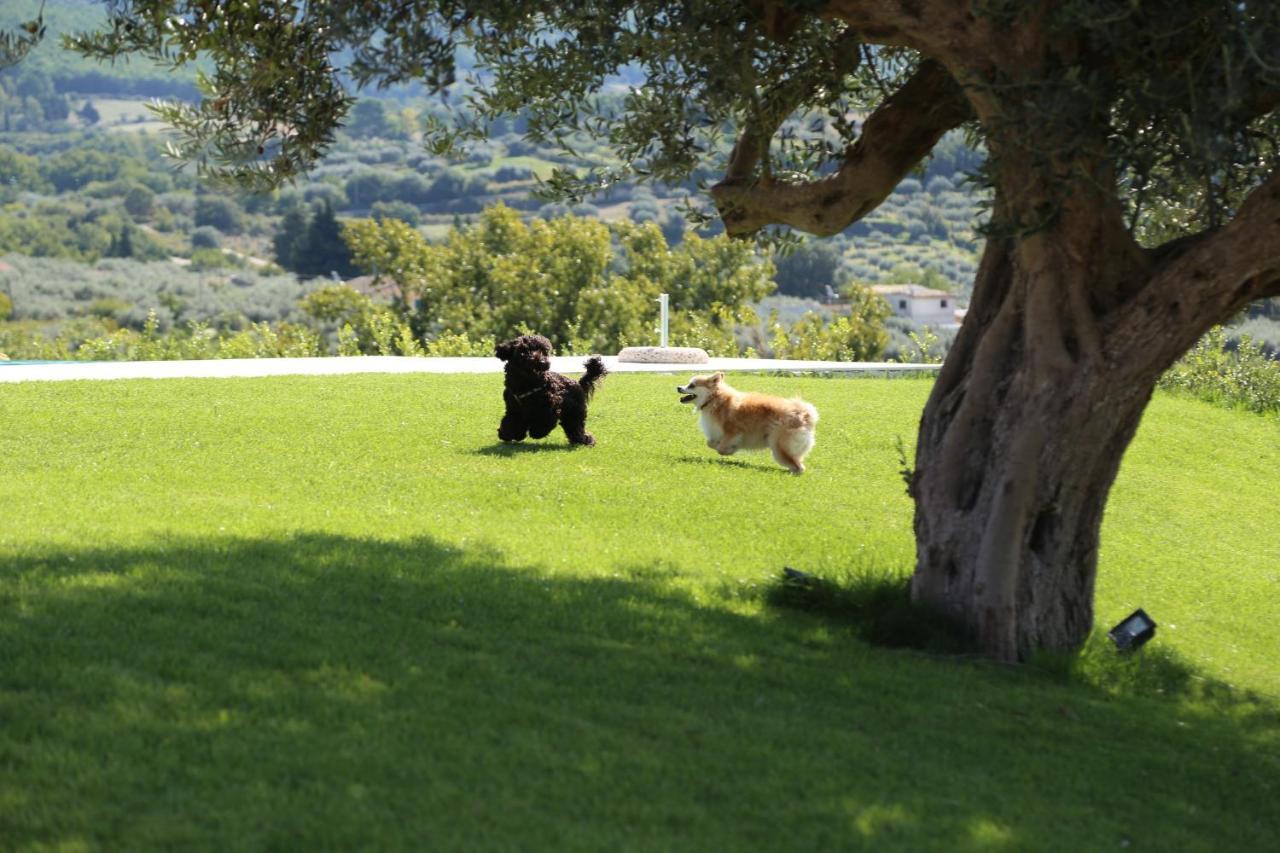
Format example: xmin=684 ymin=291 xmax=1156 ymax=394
xmin=782 ymin=566 xmax=815 ymax=586
xmin=1108 ymin=608 xmax=1157 ymax=652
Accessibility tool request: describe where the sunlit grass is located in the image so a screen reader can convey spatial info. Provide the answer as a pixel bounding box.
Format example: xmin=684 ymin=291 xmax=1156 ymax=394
xmin=1 ymin=373 xmax=1276 ymax=850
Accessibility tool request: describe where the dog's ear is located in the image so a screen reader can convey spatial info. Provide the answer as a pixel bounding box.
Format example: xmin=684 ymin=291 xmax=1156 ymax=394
xmin=712 ymin=372 xmax=724 ymax=384
xmin=495 ymin=340 xmax=514 ymax=361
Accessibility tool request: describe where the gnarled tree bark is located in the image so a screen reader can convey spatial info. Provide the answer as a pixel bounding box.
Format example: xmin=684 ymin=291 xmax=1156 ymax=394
xmin=711 ymin=59 xmax=970 ymax=237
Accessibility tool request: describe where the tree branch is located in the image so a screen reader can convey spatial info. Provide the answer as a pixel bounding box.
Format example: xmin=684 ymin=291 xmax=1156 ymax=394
xmin=0 ymin=1 xmax=45 ymax=70
xmin=711 ymin=59 xmax=969 ymax=237
xmin=822 ymin=0 xmax=974 ymax=52
xmin=1113 ymin=169 xmax=1280 ymax=370
xmin=723 ymin=30 xmax=862 ymax=184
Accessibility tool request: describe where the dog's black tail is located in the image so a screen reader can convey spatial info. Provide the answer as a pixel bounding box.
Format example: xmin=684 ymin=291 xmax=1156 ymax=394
xmin=579 ymin=356 xmax=607 ymax=399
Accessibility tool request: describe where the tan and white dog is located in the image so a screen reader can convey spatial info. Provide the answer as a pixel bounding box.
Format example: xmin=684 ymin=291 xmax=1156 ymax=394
xmin=676 ymin=372 xmax=818 ymax=474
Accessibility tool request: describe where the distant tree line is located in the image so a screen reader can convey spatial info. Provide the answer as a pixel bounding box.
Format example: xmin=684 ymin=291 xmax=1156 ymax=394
xmin=273 ymin=202 xmax=358 ymax=280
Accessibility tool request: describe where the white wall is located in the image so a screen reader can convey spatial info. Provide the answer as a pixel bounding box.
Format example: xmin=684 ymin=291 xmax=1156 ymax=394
xmin=884 ymin=294 xmax=954 ymax=325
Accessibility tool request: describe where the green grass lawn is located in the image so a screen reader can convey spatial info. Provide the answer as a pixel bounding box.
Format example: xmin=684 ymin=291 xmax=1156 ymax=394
xmin=1 ymin=373 xmax=1277 ymax=850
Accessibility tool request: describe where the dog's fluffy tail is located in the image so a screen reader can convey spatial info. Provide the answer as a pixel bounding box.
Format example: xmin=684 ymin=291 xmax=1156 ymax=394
xmin=792 ymin=400 xmax=819 ymax=429
xmin=579 ymin=356 xmax=607 ymax=399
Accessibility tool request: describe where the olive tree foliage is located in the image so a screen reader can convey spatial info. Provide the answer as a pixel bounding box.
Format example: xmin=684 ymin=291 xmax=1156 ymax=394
xmin=0 ymin=3 xmax=44 ymax=71
xmin=14 ymin=1 xmax=1280 ymax=662
xmin=33 ymin=2 xmax=880 ymax=210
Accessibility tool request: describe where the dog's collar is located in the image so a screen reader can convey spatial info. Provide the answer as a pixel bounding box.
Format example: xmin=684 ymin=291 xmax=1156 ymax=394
xmin=513 ymin=387 xmax=544 ymax=401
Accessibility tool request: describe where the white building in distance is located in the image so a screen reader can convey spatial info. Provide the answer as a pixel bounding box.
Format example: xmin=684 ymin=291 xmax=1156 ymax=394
xmin=871 ymin=284 xmax=964 ymax=328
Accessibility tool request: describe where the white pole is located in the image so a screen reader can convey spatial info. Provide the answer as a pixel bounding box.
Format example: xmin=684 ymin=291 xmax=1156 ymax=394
xmin=657 ymin=293 xmax=669 ymax=348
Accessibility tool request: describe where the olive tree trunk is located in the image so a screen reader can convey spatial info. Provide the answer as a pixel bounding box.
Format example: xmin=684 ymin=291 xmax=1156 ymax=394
xmin=908 ymin=171 xmax=1280 ymax=662
xmin=909 ymin=233 xmax=1148 ymax=660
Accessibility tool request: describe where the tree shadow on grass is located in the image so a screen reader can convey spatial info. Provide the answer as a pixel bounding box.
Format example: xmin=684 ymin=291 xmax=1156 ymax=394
xmin=764 ymin=567 xmax=1277 ymax=707
xmin=1 ymin=534 xmax=1277 ymax=850
xmin=765 ymin=567 xmax=973 ymax=653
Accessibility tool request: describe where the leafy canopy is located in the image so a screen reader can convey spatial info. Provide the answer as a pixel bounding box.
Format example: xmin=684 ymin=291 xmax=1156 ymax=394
xmin=5 ymin=2 xmax=1276 ymax=243
xmin=51 ymin=3 xmax=880 ymax=209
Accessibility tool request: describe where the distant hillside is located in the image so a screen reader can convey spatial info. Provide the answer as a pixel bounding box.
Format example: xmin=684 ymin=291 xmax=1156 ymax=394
xmin=0 ymin=0 xmax=199 ymax=99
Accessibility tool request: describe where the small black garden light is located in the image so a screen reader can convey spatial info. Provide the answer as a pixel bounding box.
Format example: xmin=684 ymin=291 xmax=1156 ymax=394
xmin=1108 ymin=608 xmax=1157 ymax=652
xmin=782 ymin=566 xmax=815 ymax=586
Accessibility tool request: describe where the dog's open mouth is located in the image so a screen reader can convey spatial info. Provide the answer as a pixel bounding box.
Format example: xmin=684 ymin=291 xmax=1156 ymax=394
xmin=679 ymin=394 xmax=695 ymax=403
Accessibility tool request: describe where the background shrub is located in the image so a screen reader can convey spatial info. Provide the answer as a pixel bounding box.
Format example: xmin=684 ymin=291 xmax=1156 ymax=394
xmin=370 ymin=200 xmax=422 ymax=226
xmin=190 ymin=227 xmax=222 ymax=250
xmin=1159 ymin=327 xmax=1280 ymax=414
xmin=194 ymin=195 xmax=245 ymax=235
xmin=773 ymin=241 xmax=841 ymax=300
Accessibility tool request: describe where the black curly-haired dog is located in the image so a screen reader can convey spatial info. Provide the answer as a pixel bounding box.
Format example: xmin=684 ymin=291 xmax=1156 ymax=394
xmin=495 ymin=334 xmax=607 ymax=446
